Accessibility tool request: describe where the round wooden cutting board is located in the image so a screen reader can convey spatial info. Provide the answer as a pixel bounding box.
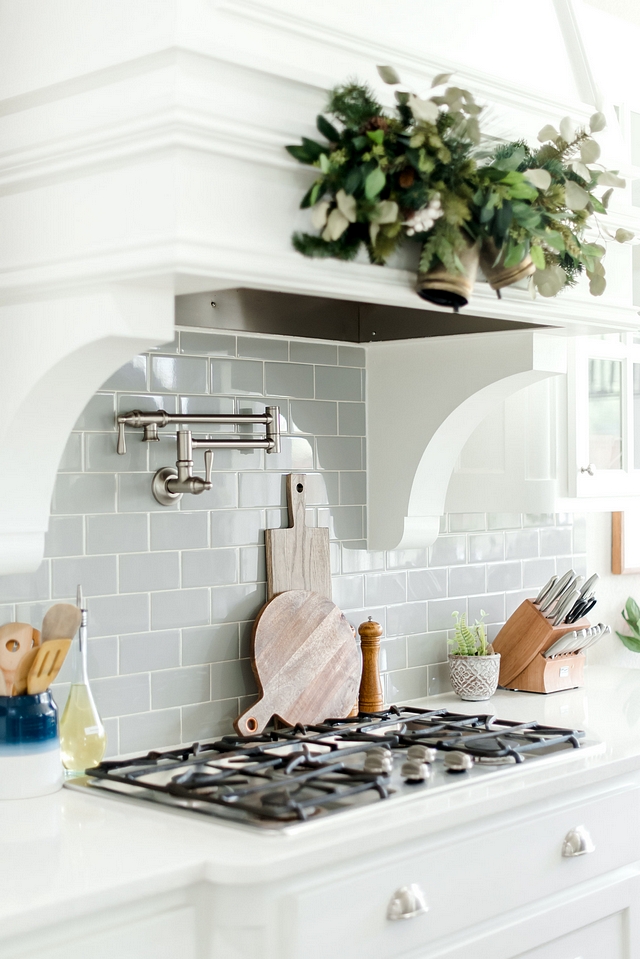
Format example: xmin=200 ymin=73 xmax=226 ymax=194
xmin=234 ymin=590 xmax=361 ymax=736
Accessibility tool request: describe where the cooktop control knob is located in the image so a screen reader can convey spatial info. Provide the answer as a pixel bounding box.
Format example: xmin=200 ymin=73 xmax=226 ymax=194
xmin=443 ymin=751 xmax=473 ymax=773
xmin=401 ymin=759 xmax=431 ymax=783
xmin=364 ymin=746 xmax=393 ymax=775
xmin=407 ymin=744 xmax=436 ymax=764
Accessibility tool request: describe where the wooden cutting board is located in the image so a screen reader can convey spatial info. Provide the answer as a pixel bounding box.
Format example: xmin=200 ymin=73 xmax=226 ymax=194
xmin=265 ymin=473 xmax=331 ymax=601
xmin=235 ymin=590 xmax=361 ymax=736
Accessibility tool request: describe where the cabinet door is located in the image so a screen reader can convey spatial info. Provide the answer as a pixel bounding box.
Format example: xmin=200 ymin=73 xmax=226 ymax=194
xmin=513 ymin=911 xmax=623 ymax=959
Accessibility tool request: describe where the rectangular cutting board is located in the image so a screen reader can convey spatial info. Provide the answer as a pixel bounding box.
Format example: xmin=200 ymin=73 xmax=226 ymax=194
xmin=265 ymin=473 xmax=331 ymax=601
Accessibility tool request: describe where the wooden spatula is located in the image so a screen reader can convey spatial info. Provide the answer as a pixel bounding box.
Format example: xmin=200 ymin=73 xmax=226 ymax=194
xmin=27 ymin=639 xmax=71 ymax=695
xmin=12 ymin=646 xmax=40 ymax=695
xmin=42 ymin=604 xmax=81 ymax=643
xmin=235 ymin=590 xmax=361 ymax=736
xmin=0 ymin=623 xmax=40 ymax=695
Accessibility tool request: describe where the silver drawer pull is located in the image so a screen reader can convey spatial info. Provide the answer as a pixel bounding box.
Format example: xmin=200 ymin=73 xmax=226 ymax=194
xmin=387 ymin=884 xmax=428 ymax=921
xmin=562 ymin=825 xmax=595 ymax=858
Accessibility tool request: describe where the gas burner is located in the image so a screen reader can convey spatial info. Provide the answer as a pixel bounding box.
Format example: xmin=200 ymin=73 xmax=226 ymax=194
xmin=67 ymin=707 xmax=591 ymax=830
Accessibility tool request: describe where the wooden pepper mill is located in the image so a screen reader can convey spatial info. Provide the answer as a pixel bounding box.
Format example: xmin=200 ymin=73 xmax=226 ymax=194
xmin=358 ymin=617 xmax=384 ymax=713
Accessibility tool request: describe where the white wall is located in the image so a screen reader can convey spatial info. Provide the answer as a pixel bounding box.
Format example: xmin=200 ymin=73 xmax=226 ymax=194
xmin=586 ymin=511 xmax=640 ymax=666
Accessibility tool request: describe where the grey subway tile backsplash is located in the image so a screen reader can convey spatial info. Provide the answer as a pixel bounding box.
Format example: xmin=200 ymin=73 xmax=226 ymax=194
xmin=0 ymin=333 xmax=584 ymax=757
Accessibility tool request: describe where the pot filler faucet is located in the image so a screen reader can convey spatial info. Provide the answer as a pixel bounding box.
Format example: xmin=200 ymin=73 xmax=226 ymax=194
xmin=116 ymin=407 xmax=280 ymax=505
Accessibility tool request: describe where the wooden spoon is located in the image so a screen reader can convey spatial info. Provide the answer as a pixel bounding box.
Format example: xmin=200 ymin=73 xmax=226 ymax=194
xmin=27 ymin=639 xmax=71 ymax=695
xmin=41 ymin=604 xmax=81 ymax=643
xmin=0 ymin=623 xmax=39 ymax=695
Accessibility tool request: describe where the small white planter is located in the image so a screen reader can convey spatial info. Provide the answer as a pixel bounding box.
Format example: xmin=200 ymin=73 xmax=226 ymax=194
xmin=448 ymin=654 xmax=501 ymax=702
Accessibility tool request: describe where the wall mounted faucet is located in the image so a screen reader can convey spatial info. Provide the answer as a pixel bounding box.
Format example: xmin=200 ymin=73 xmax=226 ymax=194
xmin=116 ymin=407 xmax=280 ymax=505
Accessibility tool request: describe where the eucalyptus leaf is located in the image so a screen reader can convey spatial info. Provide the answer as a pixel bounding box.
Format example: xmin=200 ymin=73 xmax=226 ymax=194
xmin=589 ymin=111 xmax=607 ymax=133
xmin=582 ymin=242 xmax=605 ymax=257
xmin=530 ymin=245 xmax=546 ymax=270
xmin=538 ymin=123 xmax=559 ymax=143
xmin=602 ymin=187 xmax=614 ymax=208
xmin=408 ymin=94 xmax=439 ymax=124
xmin=504 ymin=243 xmax=525 ymax=268
xmin=533 ymin=264 xmax=566 ymax=297
xmin=336 ymin=189 xmax=357 ymax=223
xmin=376 ymin=64 xmax=401 ymax=85
xmin=523 ymin=168 xmax=552 ymax=191
xmin=580 ymin=138 xmax=601 ymax=164
xmin=588 ymin=272 xmax=606 ymax=296
xmin=322 ymin=208 xmax=350 ymax=242
xmin=559 ymin=116 xmax=576 ymax=142
xmin=589 ymin=195 xmax=607 ymax=214
xmin=431 ymin=72 xmax=453 ymax=87
xmin=571 ymin=160 xmax=591 ymax=182
xmin=615 ymin=228 xmax=635 ymax=243
xmin=466 ymin=117 xmax=481 ymax=145
xmin=364 ymin=166 xmax=386 ymax=200
xmin=564 ymin=180 xmax=590 ymax=211
xmin=598 ymin=171 xmax=626 ymax=188
xmin=310 ymin=201 xmax=331 ymax=229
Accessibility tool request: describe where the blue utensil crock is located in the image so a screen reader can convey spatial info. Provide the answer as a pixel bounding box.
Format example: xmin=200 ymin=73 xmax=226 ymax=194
xmin=0 ymin=692 xmax=63 ymax=798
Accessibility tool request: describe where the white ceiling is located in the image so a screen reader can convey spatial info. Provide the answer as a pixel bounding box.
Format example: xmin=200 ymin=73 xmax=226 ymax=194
xmin=583 ymin=0 xmax=640 ymax=28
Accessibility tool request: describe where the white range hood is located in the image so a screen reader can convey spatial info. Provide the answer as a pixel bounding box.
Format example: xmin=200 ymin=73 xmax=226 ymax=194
xmin=1 ymin=0 xmax=636 ymax=572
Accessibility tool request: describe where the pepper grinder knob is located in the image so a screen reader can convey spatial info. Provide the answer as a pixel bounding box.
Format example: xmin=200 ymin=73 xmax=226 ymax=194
xmin=358 ymin=616 xmax=384 ymax=713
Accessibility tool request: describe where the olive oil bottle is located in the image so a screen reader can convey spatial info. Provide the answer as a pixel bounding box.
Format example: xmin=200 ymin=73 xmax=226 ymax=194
xmin=60 ymin=586 xmax=106 ymax=774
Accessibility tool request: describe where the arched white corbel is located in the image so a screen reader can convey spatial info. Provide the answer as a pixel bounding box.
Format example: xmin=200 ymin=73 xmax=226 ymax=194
xmin=366 ymin=330 xmax=567 ymax=550
xmin=0 ymin=282 xmax=173 ymax=574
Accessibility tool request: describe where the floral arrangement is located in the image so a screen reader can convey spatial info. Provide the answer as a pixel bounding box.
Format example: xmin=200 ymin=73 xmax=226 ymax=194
xmin=449 ymin=611 xmax=493 ymax=657
xmin=286 ymin=66 xmax=632 ymax=307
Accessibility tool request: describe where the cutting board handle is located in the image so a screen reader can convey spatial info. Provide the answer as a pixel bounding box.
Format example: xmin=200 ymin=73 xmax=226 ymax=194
xmin=286 ymin=473 xmax=308 ymax=530
xmin=235 ymin=697 xmax=274 ymax=737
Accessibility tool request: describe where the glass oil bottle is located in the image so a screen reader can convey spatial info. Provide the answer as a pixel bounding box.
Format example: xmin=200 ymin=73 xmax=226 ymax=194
xmin=60 ymin=586 xmax=106 ymax=775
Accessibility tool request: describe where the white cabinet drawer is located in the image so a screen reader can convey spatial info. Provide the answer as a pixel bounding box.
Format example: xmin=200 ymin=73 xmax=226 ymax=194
xmin=514 ymin=912 xmax=623 ymax=959
xmin=288 ymin=785 xmax=640 ymax=959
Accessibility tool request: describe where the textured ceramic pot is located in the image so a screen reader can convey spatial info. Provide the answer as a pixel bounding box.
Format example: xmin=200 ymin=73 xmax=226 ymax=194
xmin=416 ymin=240 xmax=480 ymax=310
xmin=480 ymin=238 xmax=536 ymax=291
xmin=448 ymin=654 xmax=501 ymax=702
xmin=0 ymin=692 xmax=63 ymax=799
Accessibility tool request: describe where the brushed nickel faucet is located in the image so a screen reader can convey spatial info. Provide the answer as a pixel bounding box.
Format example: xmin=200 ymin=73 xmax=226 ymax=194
xmin=116 ymin=406 xmax=280 ymax=505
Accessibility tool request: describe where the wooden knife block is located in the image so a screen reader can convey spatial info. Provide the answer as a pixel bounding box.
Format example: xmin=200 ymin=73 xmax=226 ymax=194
xmin=492 ymin=600 xmax=589 ymax=694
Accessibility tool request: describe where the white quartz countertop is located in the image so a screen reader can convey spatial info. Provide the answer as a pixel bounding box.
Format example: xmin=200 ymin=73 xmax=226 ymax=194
xmin=3 ymin=666 xmax=640 ymax=939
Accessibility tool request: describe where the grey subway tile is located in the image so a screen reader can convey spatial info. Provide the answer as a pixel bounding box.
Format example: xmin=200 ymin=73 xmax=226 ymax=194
xmin=101 ymin=356 xmax=147 ymax=391
xmin=151 ymin=589 xmax=210 ymax=629
xmin=0 ymin=562 xmax=49 ymax=604
xmin=239 ymin=546 xmax=266 ymax=584
xmin=73 ymin=393 xmax=115 ymax=432
xmin=152 ymin=665 xmax=211 ymax=708
xmin=85 ymin=432 xmax=147 ymax=472
xmin=429 ymin=535 xmax=466 ymax=567
xmin=318 ymin=505 xmax=363 ymax=541
xmin=238 ymin=472 xmax=284 ymax=508
xmin=119 ymin=709 xmax=181 ymax=754
xmin=290 ymin=400 xmax=337 ymax=436
xmin=267 ymin=436 xmax=314 ymax=472
xmin=86 ymin=513 xmax=148 ymax=554
xmin=92 ymin=673 xmax=150 ymax=719
xmin=316 ymin=436 xmax=362 ymax=470
xmin=265 ymin=362 xmax=313 ymax=398
xmin=237 ymin=336 xmax=288 ymax=361
xmin=117 ymin=393 xmax=177 ymax=418
xmin=59 ymin=433 xmax=83 ymax=472
xmin=364 ymin=572 xmax=406 ymax=606
xmin=505 ymin=529 xmax=539 ymax=560
xmin=331 ymin=575 xmax=364 ymax=611
xmin=149 ymin=334 xmax=179 ymax=353
xmin=448 ymin=513 xmax=486 ymax=533
xmin=182 ymin=700 xmax=238 ymax=741
xmin=379 ymin=638 xmax=407 ymax=671
xmin=540 ymin=527 xmax=572 ymax=557
xmin=386 ymin=602 xmax=427 ymax=637
xmin=150 ymin=511 xmax=209 ymax=550
xmin=341 ymin=546 xmax=384 ymax=573
xmin=52 ymin=555 xmax=117 ymax=598
xmin=303 ymin=472 xmax=339 ymax=506
xmin=469 ymin=593 xmax=505 ymax=624
xmin=86 ymin=636 xmax=118 ymax=679
xmin=523 ymin=557 xmax=556 ymax=589
xmin=555 ymin=512 xmax=574 ymax=526
xmin=119 ymin=552 xmax=180 ymax=593
xmin=44 ymin=516 xmax=84 ymax=558
xmin=386 ymin=666 xmax=428 ymax=703
xmin=211 ymin=359 xmax=263 ymax=395
xmin=448 ymin=565 xmax=486 ymax=597
xmin=174 ymin=472 xmax=238 ymax=512
xmin=506 ymin=590 xmax=532 ymax=618
xmin=487 ymin=513 xmax=522 ymax=530
xmin=211 ymin=659 xmax=257 ymax=699
xmin=120 ymin=630 xmax=181 ymax=674
xmin=486 ymin=561 xmax=522 ymax=592
xmin=290 ymin=341 xmax=337 ymax=365
xmin=52 ymin=474 xmax=116 ymax=514
xmin=468 ymin=533 xmax=504 ymax=563
xmin=407 ymin=568 xmax=447 ymax=601
xmin=178 ymin=394 xmax=235 ymax=429
xmin=338 ymin=403 xmax=366 ymax=436
xmin=338 ymin=345 xmax=366 ymax=367
xmin=211 ymin=583 xmax=266 ymax=624
xmin=87 ymin=593 xmax=149 ymax=637
xmin=573 ymin=514 xmax=587 ymax=553
xmin=340 ymin=472 xmax=366 ymax=506
xmin=386 ymin=549 xmax=429 ymax=570
xmin=427 ymin=663 xmax=451 ymax=697
xmin=524 ymin=513 xmax=555 ymax=527
xmin=182 ymin=548 xmax=238 ymax=588
xmin=182 ymin=624 xmax=239 ymax=665
xmin=315 ymin=366 xmax=362 ymax=401
xmin=150 ymin=355 xmax=208 ymax=394
xmin=180 ymin=331 xmax=236 ymax=356
xmin=428 ymin=597 xmax=466 ymax=632
xmin=211 ymin=509 xmax=263 ymax=547
xmin=407 ymin=631 xmax=448 ymax=667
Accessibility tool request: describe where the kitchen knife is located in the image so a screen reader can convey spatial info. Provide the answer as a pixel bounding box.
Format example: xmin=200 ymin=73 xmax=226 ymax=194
xmin=552 ymin=589 xmax=580 ymax=626
xmin=544 ymin=631 xmax=578 ymax=658
xmin=565 ymin=596 xmax=597 ymax=624
xmin=579 ymin=573 xmax=599 ymax=598
xmin=577 ymin=624 xmax=604 ymax=652
xmin=534 ymin=576 xmax=557 ymax=605
xmin=539 ymin=570 xmax=576 ymax=613
xmin=546 ymin=576 xmax=584 ymax=617
xmin=563 ymin=627 xmax=592 ymax=654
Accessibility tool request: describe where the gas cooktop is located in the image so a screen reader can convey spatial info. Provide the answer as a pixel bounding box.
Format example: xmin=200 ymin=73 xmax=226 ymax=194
xmin=66 ymin=706 xmax=598 ymax=831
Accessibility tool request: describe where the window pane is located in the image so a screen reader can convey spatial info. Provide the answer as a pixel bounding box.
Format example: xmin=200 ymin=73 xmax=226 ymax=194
xmin=589 ymin=358 xmax=622 ymax=469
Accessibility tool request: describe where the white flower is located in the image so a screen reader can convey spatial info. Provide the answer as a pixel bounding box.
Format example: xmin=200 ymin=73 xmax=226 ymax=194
xmin=371 ymin=200 xmax=399 ymax=224
xmin=311 ymin=201 xmax=331 ymax=230
xmin=336 ymin=189 xmax=357 ymax=223
xmin=322 ymin=207 xmax=350 ymax=242
xmin=403 ymin=196 xmax=443 ymax=236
